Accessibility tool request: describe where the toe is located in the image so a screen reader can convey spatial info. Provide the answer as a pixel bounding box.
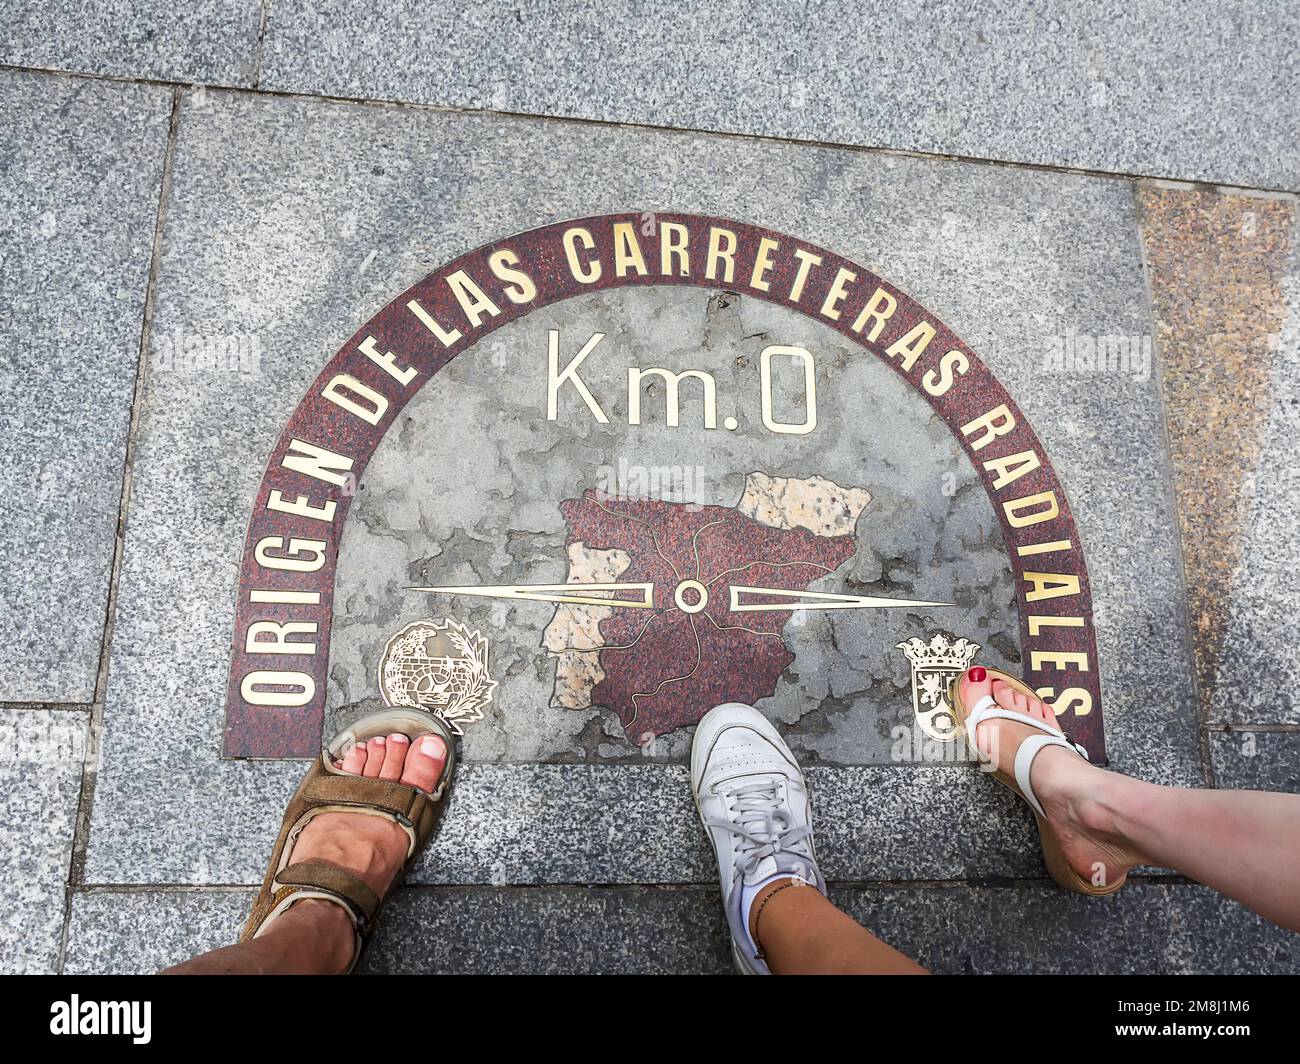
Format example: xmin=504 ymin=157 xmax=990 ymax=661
xmin=362 ymin=737 xmax=386 ymax=777
xmin=339 ymin=741 xmax=368 ymax=775
xmin=958 ymin=666 xmax=992 ymax=711
xmin=400 ymin=733 xmax=449 ymax=794
xmin=1026 ymin=693 xmax=1059 ymax=729
xmin=992 ymin=679 xmax=1023 ymax=714
xmin=378 ymin=733 xmax=408 ymax=780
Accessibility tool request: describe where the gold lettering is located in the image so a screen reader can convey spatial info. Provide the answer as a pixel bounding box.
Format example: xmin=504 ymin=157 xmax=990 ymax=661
xmin=1022 ymin=570 xmax=1079 ymax=601
xmin=850 ymin=287 xmax=897 ymax=341
xmin=760 ymin=345 xmax=818 ymax=435
xmin=1017 ymin=539 xmax=1073 ymax=557
xmin=1030 ymin=650 xmax=1090 ymax=672
xmin=547 ymin=330 xmax=609 ymax=423
xmin=562 ymin=226 xmax=602 ymax=284
xmin=961 ymin=404 xmax=1016 ymax=452
xmin=1027 ymin=614 xmax=1085 ymax=635
xmin=983 ymin=449 xmax=1041 ymax=490
xmin=1037 ymin=687 xmax=1093 ymax=717
xmin=406 ymin=298 xmax=462 ymax=346
xmin=446 ymin=268 xmax=502 ymax=327
xmin=660 ymin=222 xmax=690 ymax=276
xmin=922 ymin=350 xmax=970 ymax=397
xmin=267 ymin=489 xmax=335 ymax=524
xmin=612 ymin=222 xmax=649 ymax=277
xmin=281 ymin=439 xmax=353 ymax=487
xmin=488 ymin=248 xmax=537 ymax=304
xmin=705 ymin=227 xmax=737 ymax=283
xmin=627 ymin=366 xmax=717 ymax=428
xmin=240 ymin=670 xmax=315 ymax=707
xmin=254 ymin=536 xmax=328 ymax=573
xmin=749 ymin=237 xmax=780 ymax=292
xmin=322 ymin=373 xmax=387 ymax=426
xmin=1005 ymin=491 xmax=1060 ymax=528
xmin=884 ymin=321 xmax=935 ymax=371
xmin=249 ymin=589 xmax=321 ymax=604
xmin=788 ymin=248 xmax=822 ymax=303
xmin=246 ymin=620 xmax=319 ymax=656
xmin=358 ymin=336 xmax=417 ymax=387
xmin=819 ymin=267 xmax=857 ymax=321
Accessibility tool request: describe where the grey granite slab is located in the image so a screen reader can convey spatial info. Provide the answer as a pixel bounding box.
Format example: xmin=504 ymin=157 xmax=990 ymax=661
xmin=85 ymin=89 xmax=1196 ymax=890
xmin=259 ymin=0 xmax=1300 ymax=191
xmin=835 ymin=882 xmax=1300 ymax=975
xmin=1209 ymin=730 xmax=1300 ymax=793
xmin=64 ymin=888 xmax=249 ymax=974
xmin=0 ymin=1 xmax=263 ymax=86
xmin=64 ymin=881 xmax=1300 ymax=974
xmin=416 ymin=764 xmax=1054 ymax=885
xmin=0 ymin=709 xmax=89 ymax=974
xmin=0 ymin=70 xmax=171 ymax=702
xmin=84 ymin=761 xmax=1051 ymax=885
xmin=1205 ymin=230 xmax=1300 ymax=726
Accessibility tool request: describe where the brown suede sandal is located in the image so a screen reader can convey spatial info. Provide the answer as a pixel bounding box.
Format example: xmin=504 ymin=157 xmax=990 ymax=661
xmin=951 ymin=668 xmax=1133 ymax=897
xmin=241 ymin=708 xmax=457 ymax=971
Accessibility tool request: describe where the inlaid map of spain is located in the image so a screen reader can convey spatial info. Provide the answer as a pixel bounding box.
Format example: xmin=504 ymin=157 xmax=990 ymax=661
xmin=543 ymin=472 xmax=873 ymax=739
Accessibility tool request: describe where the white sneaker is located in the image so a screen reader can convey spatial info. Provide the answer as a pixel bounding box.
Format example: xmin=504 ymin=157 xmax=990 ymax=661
xmin=690 ymin=702 xmax=826 ymax=974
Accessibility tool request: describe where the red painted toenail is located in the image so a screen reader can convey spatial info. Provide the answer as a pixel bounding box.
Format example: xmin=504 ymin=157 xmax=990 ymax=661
xmin=968 ymin=666 xmax=986 ymax=682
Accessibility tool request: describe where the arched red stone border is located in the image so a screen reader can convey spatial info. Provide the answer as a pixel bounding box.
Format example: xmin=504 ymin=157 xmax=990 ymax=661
xmin=224 ymin=213 xmax=1106 ymax=762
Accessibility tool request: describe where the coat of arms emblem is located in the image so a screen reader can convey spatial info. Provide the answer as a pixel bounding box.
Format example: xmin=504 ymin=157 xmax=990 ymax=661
xmin=896 ymin=633 xmax=980 ymax=742
xmin=378 ymin=618 xmax=497 ymax=735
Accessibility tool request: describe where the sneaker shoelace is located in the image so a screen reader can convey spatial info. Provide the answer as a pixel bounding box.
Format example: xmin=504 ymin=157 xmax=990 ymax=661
xmin=706 ymin=778 xmax=812 ymax=878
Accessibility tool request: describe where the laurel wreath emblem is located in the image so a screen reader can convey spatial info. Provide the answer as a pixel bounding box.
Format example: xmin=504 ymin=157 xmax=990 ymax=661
xmin=379 ymin=619 xmax=498 ymax=735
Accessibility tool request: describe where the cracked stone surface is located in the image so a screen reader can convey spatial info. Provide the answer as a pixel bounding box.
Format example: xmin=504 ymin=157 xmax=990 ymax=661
xmin=326 ymin=287 xmax=1019 ymax=762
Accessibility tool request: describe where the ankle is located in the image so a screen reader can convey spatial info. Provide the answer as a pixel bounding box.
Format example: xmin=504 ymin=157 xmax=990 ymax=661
xmin=747 ymin=876 xmax=798 ymax=949
xmin=276 ymin=899 xmax=357 ymax=974
xmin=1033 ymin=755 xmax=1138 ymax=844
xmin=1071 ymin=769 xmax=1150 ymax=860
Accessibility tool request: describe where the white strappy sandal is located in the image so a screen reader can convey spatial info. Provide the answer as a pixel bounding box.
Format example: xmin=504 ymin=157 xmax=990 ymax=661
xmin=951 ymin=668 xmax=1132 ymax=897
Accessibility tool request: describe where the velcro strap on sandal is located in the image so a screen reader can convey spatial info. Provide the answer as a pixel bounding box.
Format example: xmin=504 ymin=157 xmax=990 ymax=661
xmin=302 ymin=773 xmax=432 ymax=828
xmin=275 ymin=859 xmax=382 ymax=929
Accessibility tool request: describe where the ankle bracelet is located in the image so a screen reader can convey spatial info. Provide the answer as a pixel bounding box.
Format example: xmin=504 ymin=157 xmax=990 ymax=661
xmin=751 ymin=879 xmax=801 ymax=957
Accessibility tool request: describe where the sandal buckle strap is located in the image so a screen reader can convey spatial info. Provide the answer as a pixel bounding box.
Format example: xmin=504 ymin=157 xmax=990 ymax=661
xmin=274 ymin=859 xmax=383 ymax=930
xmin=303 ymin=773 xmax=430 ymax=826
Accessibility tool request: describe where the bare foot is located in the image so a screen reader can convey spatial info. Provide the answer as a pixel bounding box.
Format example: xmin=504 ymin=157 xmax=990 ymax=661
xmin=957 ymin=669 xmax=1139 ymax=888
xmin=163 ymin=731 xmax=449 ymax=975
xmin=287 ymin=732 xmax=448 ymax=971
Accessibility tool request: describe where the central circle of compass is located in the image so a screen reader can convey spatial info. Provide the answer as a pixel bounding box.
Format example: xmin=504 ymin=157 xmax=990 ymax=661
xmin=673 ymin=579 xmax=709 ymax=614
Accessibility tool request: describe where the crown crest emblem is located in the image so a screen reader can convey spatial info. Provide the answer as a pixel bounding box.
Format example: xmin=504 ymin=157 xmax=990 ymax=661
xmin=896 ymin=633 xmax=980 ymax=672
xmin=896 ymin=633 xmax=981 ymax=743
